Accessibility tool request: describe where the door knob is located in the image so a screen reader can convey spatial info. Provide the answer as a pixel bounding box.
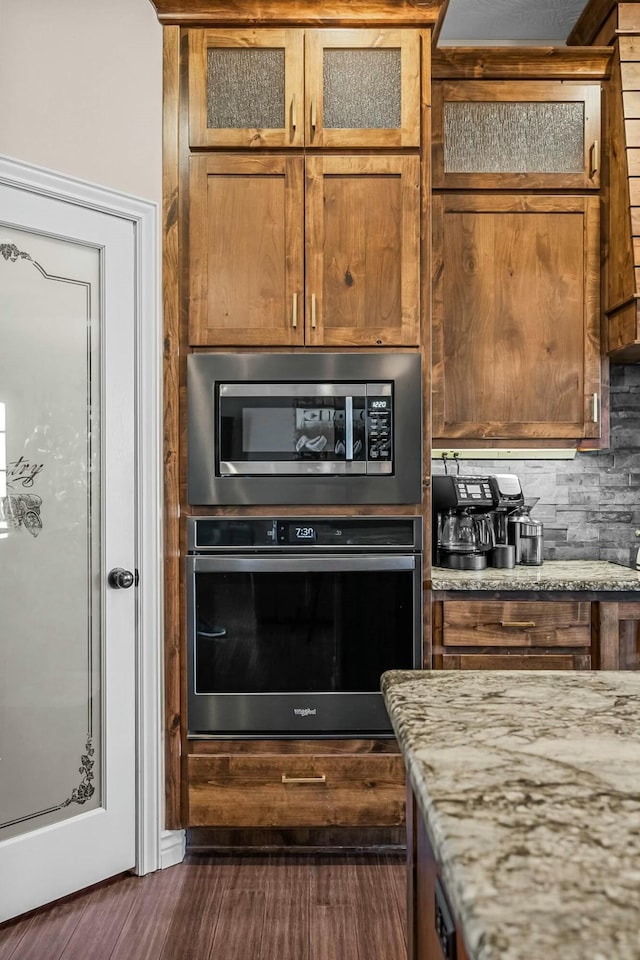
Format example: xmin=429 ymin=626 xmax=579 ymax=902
xmin=108 ymin=567 xmax=135 ymax=589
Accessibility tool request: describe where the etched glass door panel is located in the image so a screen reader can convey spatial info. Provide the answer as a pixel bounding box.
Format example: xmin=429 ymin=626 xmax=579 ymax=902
xmin=0 ymin=229 xmax=101 ymax=841
xmin=0 ymin=174 xmax=136 ymax=922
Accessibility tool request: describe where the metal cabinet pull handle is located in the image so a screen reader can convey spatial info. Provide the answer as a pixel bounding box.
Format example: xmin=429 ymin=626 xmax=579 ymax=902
xmin=500 ymin=620 xmax=536 ymax=628
xmin=310 ymin=99 xmax=317 ymax=135
xmin=292 ymin=292 xmax=298 ymax=329
xmin=589 ymin=139 xmax=600 ymax=178
xmin=592 ymin=392 xmax=599 ymax=422
xmin=311 ymin=293 xmax=317 ymax=330
xmin=291 ymin=94 xmax=296 ymax=131
xmin=281 ymin=774 xmax=326 ymax=784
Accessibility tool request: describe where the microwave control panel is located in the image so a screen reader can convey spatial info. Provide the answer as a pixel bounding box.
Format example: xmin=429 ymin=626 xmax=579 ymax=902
xmin=366 ymin=395 xmax=392 ymax=461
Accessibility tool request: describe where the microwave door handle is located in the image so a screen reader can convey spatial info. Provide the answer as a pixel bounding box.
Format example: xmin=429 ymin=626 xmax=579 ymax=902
xmin=345 ymin=396 xmax=354 ymax=460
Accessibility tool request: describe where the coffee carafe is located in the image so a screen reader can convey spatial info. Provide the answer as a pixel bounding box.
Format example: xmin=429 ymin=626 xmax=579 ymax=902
xmin=508 ymin=498 xmax=544 ymax=565
xmin=437 ymin=508 xmax=495 ymax=569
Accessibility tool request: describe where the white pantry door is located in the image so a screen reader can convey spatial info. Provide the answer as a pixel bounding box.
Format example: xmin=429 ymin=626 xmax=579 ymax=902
xmin=0 ymin=177 xmax=137 ymax=921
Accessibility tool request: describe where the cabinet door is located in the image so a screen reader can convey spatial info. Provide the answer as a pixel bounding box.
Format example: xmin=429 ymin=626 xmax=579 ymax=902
xmin=433 ymin=80 xmax=601 ymax=189
xmin=306 ymin=155 xmax=420 ymax=346
xmin=189 ymin=155 xmax=304 ymax=346
xmin=188 ymin=29 xmax=304 ymax=148
xmin=432 ymin=194 xmax=601 ymax=441
xmin=304 ymin=29 xmax=421 ymax=148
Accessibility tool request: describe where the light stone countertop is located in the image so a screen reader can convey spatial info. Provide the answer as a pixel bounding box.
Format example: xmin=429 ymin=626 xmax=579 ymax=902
xmin=382 ymin=670 xmax=640 ymax=960
xmin=430 ymin=559 xmax=640 ymax=591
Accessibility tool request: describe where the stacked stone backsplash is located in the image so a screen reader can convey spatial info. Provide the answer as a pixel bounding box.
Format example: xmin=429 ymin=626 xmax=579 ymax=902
xmin=431 ymin=364 xmax=640 ymax=565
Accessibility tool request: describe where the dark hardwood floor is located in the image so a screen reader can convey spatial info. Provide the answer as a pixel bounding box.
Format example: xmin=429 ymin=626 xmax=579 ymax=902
xmin=0 ymin=851 xmax=407 ymax=960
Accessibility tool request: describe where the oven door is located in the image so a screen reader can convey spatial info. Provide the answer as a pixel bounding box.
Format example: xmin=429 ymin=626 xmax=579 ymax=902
xmin=217 ymin=383 xmax=368 ymax=476
xmin=186 ymin=553 xmax=422 ymax=736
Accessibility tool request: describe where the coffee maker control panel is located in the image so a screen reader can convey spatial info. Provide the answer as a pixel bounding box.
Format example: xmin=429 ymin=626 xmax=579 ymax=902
xmin=453 ymin=478 xmax=493 ymax=505
xmin=432 ymin=475 xmax=494 ymax=508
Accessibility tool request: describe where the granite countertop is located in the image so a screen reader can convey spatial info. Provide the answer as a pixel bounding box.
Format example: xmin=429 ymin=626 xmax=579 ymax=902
xmin=431 ymin=559 xmax=640 ymax=591
xmin=382 ymin=670 xmax=640 ymax=960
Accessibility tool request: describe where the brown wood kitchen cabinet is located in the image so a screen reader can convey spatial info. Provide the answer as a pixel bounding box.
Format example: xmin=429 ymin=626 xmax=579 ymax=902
xmin=154 ymin=0 xmax=447 ymax=834
xmin=432 ymin=80 xmax=601 ymax=191
xmin=432 ymin=599 xmax=593 ymax=670
xmin=187 ymin=739 xmax=406 ymax=830
xmin=187 ymin=28 xmax=422 ymax=150
xmin=407 ymin=785 xmax=471 ymax=960
xmin=188 ymin=152 xmax=420 ymax=347
xmin=432 ymin=192 xmax=601 ymax=442
xmin=430 ymin=60 xmax=606 ymax=446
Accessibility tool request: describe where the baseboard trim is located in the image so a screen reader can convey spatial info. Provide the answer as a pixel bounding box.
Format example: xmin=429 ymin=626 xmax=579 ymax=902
xmin=160 ymin=829 xmax=186 ymax=869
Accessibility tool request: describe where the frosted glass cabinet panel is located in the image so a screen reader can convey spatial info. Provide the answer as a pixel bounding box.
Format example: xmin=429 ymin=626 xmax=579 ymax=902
xmin=0 ymin=229 xmax=102 ymax=841
xmin=444 ymin=101 xmax=585 ymax=173
xmin=206 ymin=47 xmax=286 ymax=130
xmin=188 ymin=28 xmax=422 ymax=149
xmin=433 ymin=81 xmax=601 ymax=189
xmin=322 ymin=49 xmax=402 ymax=129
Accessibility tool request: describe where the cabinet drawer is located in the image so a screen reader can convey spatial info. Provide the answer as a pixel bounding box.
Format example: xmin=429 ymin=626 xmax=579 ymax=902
xmin=442 ymin=653 xmax=591 ymax=671
xmin=187 ymin=753 xmax=406 ymax=828
xmin=442 ymin=601 xmax=591 ymax=647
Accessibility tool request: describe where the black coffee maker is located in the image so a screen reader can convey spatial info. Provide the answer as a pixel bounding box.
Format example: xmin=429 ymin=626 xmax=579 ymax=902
xmin=432 ymin=475 xmax=495 ymax=570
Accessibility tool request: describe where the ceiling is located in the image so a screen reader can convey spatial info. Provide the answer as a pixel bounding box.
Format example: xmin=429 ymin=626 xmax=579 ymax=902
xmin=438 ymin=0 xmax=590 ymax=46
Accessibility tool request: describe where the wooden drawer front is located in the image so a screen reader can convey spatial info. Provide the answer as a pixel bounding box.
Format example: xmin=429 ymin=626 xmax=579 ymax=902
xmin=442 ymin=601 xmax=591 ymax=647
xmin=188 ymin=754 xmax=406 ymax=828
xmin=442 ymin=654 xmax=591 ymax=671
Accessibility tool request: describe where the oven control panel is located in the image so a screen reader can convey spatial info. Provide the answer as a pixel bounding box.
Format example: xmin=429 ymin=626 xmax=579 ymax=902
xmin=188 ymin=516 xmax=422 ymax=551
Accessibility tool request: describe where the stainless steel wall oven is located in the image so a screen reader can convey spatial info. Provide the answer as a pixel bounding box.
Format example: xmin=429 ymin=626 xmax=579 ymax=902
xmin=187 ymin=352 xmax=422 ymax=505
xmin=186 ymin=515 xmax=423 ymax=737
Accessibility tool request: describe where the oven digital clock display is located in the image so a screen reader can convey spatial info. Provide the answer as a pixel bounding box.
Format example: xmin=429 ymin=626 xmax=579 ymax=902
xmin=277 ymin=522 xmax=318 ymax=544
xmin=291 ymin=525 xmax=316 ymax=542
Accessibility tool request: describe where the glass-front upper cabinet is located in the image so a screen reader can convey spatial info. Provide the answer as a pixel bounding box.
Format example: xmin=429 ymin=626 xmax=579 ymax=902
xmin=188 ymin=28 xmax=422 ymax=149
xmin=188 ymin=29 xmax=305 ymax=148
xmin=433 ymin=80 xmax=601 ymax=190
xmin=304 ymin=29 xmax=421 ymax=148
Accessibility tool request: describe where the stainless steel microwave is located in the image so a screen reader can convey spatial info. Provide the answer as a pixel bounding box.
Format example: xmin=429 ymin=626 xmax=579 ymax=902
xmin=187 ymin=352 xmax=422 ymax=505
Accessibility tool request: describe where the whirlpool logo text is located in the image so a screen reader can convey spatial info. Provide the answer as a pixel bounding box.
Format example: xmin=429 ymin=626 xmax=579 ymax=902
xmin=293 ymin=708 xmax=317 ymax=717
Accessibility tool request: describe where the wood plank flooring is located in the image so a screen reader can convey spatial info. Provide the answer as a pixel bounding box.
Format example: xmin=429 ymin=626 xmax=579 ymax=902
xmin=0 ymin=851 xmax=407 ymax=960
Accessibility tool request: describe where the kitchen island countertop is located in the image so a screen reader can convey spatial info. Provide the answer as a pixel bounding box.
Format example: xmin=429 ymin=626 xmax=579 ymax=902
xmin=382 ymin=669 xmax=640 ymax=960
xmin=431 ymin=558 xmax=640 ymax=591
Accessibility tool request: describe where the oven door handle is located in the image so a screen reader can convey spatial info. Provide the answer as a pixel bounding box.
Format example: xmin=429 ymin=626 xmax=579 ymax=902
xmin=188 ymin=555 xmax=417 ymax=573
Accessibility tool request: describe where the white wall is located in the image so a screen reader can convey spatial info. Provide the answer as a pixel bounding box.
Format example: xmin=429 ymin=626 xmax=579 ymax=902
xmin=0 ymin=0 xmax=163 ymax=201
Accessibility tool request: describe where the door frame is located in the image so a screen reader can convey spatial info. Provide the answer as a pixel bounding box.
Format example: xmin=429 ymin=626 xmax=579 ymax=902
xmin=0 ymin=153 xmax=184 ymax=877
